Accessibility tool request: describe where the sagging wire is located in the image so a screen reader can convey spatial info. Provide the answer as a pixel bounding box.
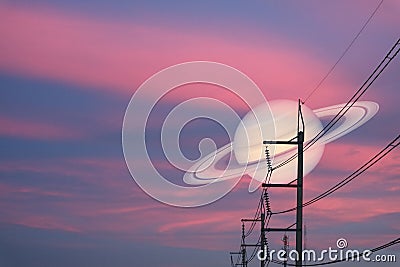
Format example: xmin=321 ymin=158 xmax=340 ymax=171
xmin=245 ymin=197 xmax=262 ymax=237
xmin=245 ymin=146 xmax=273 ymax=237
xmin=247 ymin=235 xmax=261 ymax=263
xmin=263 ymin=145 xmax=274 ymax=265
xmin=229 ymin=146 xmax=275 ymax=266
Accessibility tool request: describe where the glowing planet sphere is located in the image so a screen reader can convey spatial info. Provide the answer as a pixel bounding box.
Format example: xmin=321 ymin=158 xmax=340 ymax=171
xmin=233 ymin=100 xmax=325 ymax=187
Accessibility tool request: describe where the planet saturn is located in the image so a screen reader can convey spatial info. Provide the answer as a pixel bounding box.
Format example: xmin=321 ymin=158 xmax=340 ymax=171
xmin=183 ymin=99 xmax=379 ymax=192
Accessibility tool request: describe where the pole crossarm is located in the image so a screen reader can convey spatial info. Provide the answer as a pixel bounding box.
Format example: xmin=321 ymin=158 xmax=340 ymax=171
xmin=262 ymin=183 xmax=297 ymax=188
xmin=263 ymin=140 xmax=299 ymax=145
xmin=265 ymin=228 xmax=297 ymax=232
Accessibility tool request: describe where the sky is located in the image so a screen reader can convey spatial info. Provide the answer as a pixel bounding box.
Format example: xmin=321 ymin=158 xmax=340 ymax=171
xmin=0 ymin=0 xmax=399 ymax=266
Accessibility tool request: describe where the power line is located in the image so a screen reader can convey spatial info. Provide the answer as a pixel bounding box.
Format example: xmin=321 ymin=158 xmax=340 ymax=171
xmin=245 ymin=196 xmax=262 ymax=237
xmin=247 ymin=235 xmax=261 ymax=263
xmin=230 ymin=133 xmax=399 ymax=266
xmin=302 ymin=0 xmax=384 ymax=103
xmin=273 ymin=133 xmax=400 ymax=215
xmin=244 ymin=153 xmax=274 ymax=238
xmin=228 ymin=37 xmax=400 ymax=263
xmin=305 ymin=38 xmax=399 ymax=149
xmin=273 ymin=37 xmax=400 ymax=171
xmin=231 ymin=157 xmax=274 ymax=266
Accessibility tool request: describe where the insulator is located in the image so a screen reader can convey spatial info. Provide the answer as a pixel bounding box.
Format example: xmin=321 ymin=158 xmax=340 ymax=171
xmin=264 ymin=191 xmax=271 ymax=214
xmin=264 ymin=146 xmax=272 ymax=172
xmin=265 ymin=238 xmax=270 ymax=260
xmin=264 ymin=191 xmax=269 ymax=203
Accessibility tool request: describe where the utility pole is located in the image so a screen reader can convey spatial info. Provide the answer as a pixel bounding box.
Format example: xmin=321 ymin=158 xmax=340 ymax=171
xmin=231 ymin=223 xmax=251 ymax=267
xmin=241 ymin=223 xmax=247 ymax=267
xmin=241 ymin=217 xmax=264 ymax=267
xmin=296 ymin=129 xmax=304 ymax=267
xmin=261 ymin=212 xmax=266 ymax=267
xmin=282 ymin=234 xmax=289 ymax=267
xmin=262 ymin=100 xmax=304 ymax=267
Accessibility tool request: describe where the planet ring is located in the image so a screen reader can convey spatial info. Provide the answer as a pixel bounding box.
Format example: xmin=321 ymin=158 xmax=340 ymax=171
xmin=183 ymin=101 xmax=379 ymax=185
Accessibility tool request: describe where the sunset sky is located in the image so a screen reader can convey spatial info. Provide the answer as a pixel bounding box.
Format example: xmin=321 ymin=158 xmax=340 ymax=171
xmin=0 ymin=1 xmax=399 ymax=266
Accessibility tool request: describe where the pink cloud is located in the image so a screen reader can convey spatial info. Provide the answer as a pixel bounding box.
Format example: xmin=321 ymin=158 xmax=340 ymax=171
xmin=0 ymin=115 xmax=83 ymax=140
xmin=0 ymin=204 xmax=81 ymax=233
xmin=318 ymin=142 xmax=385 ymax=172
xmin=0 ymin=142 xmax=398 ymax=251
xmin=16 ymin=216 xmax=81 ymax=233
xmin=0 ymin=183 xmax=73 ymax=198
xmin=157 ymin=209 xmax=244 ymax=234
xmin=306 ymin=196 xmax=399 ymax=223
xmin=0 ymin=4 xmax=357 ymax=108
